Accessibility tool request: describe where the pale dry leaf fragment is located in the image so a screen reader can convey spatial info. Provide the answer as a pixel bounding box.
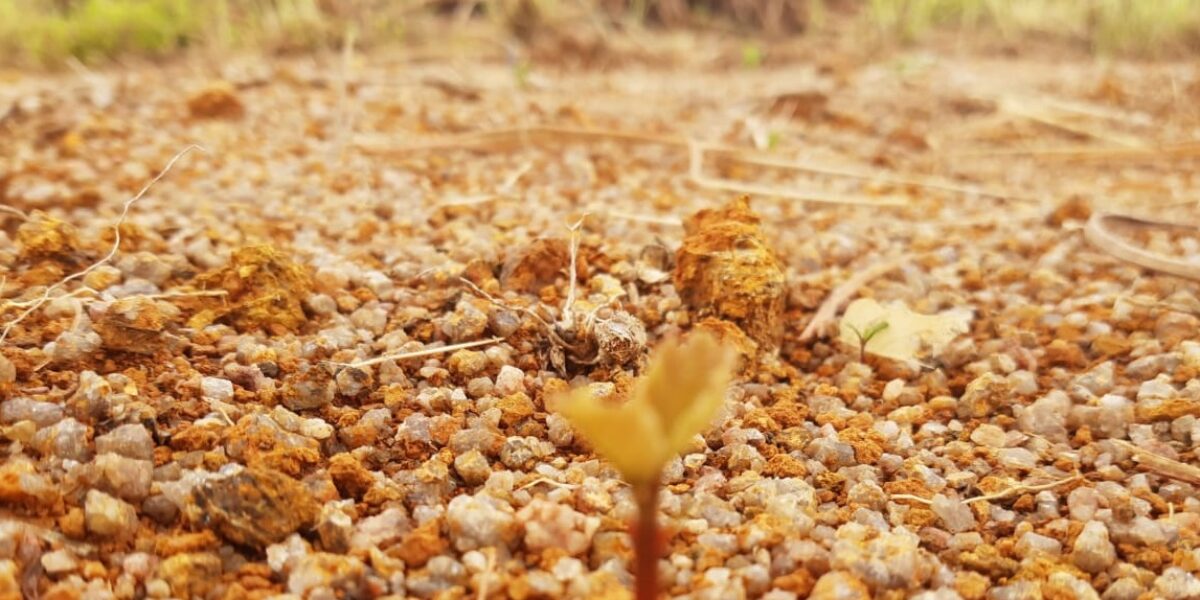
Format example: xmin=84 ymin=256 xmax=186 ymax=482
xmin=557 ymin=332 xmax=736 ymax=485
xmin=1115 ymin=440 xmax=1200 ymax=486
xmin=839 ymin=298 xmax=971 ymax=362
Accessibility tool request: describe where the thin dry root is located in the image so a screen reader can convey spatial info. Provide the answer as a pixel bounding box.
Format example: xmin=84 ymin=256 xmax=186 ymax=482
xmin=356 ymin=125 xmax=1021 ymax=206
xmin=953 ymin=141 xmax=1200 ymax=161
xmin=560 ymin=214 xmax=588 ymax=329
xmin=889 ymin=494 xmax=933 ymax=505
xmin=963 ymin=474 xmax=1083 ymax=505
xmin=516 ymin=476 xmax=580 ymax=491
xmin=686 ymin=141 xmax=906 ymax=207
xmin=1084 ymin=213 xmax=1200 ymax=282
xmin=333 ymin=337 xmax=503 ymax=370
xmin=456 ymin=277 xmax=576 ymax=351
xmin=0 ymin=144 xmax=205 ymax=346
xmin=890 ymin=474 xmax=1083 ymax=507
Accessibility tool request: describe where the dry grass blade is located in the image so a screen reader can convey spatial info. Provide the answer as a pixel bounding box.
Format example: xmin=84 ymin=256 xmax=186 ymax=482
xmin=963 ymin=474 xmax=1083 ymax=505
xmin=889 ymin=493 xmax=933 ymax=505
xmin=706 ymin=144 xmax=1036 ymax=203
xmin=998 ymin=95 xmax=1148 ymax=149
xmin=953 ymin=142 xmax=1200 ymax=161
xmin=332 ymin=337 xmax=503 ymax=369
xmin=1115 ymin=440 xmax=1200 ymax=486
xmin=686 ymin=142 xmax=906 ymax=207
xmin=516 ymin=477 xmax=580 ymax=491
xmin=358 ymin=125 xmax=1016 ymax=205
xmin=799 ymin=254 xmax=911 ymax=342
xmin=0 ymin=144 xmax=205 ymax=346
xmin=889 ymin=474 xmax=1082 ymax=506
xmin=1084 ymin=212 xmax=1200 ymax=281
xmin=602 ymin=210 xmax=683 ymax=227
xmin=0 ymin=206 xmax=29 ymax=221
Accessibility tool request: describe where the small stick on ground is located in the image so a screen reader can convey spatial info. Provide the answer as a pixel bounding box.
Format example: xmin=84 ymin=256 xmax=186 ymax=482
xmin=476 ymin=547 xmax=496 ymax=600
xmin=0 ymin=206 xmax=29 ymax=221
xmin=127 ymin=289 xmax=231 ymax=301
xmin=997 ymin=95 xmax=1148 ymax=149
xmin=890 ymin=474 xmax=1082 ymax=506
xmin=1115 ymin=440 xmax=1200 ymax=486
xmin=704 ymin=143 xmax=1036 ymax=203
xmin=332 ymin=337 xmax=503 ymax=369
xmin=0 ymin=144 xmax=205 ymax=346
xmin=1084 ymin=212 xmax=1200 ymax=282
xmin=457 ymin=277 xmax=575 ymax=350
xmin=559 ymin=214 xmax=588 ymax=329
xmin=357 ymin=125 xmax=1022 ymax=204
xmin=602 ymin=210 xmax=683 ymax=227
xmin=951 ymin=142 xmax=1200 ymax=161
xmin=687 ymin=141 xmax=907 ymax=207
xmin=516 ymin=477 xmax=580 ymax=491
xmin=799 ymin=254 xmax=911 ymax=342
xmin=890 ymin=494 xmax=934 ymax=505
xmin=963 ymin=474 xmax=1083 ymax=505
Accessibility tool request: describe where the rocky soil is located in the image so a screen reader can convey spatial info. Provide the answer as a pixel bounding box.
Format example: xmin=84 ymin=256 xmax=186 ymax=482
xmin=1 ymin=28 xmax=1200 ymax=600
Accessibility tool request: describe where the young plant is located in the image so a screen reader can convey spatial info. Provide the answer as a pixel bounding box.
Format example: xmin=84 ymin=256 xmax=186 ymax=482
xmin=838 ymin=297 xmax=972 ymax=363
xmin=844 ymin=319 xmax=890 ymax=362
xmin=557 ymin=333 xmax=736 ymax=600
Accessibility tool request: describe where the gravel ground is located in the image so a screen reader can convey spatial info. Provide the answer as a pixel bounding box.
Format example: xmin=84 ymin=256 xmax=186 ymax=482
xmin=1 ymin=28 xmax=1200 ymax=600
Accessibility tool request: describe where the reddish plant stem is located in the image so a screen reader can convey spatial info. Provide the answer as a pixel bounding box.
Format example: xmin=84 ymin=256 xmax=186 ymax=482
xmin=632 ymin=478 xmax=661 ymax=600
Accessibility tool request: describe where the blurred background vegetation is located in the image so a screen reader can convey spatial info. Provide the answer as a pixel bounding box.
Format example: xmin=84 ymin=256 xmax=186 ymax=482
xmin=1 ymin=0 xmax=1199 ymax=67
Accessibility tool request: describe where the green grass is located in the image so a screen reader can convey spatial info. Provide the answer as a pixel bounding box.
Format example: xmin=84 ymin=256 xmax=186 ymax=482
xmin=0 ymin=0 xmax=407 ymax=67
xmin=0 ymin=0 xmax=201 ymax=64
xmin=864 ymin=0 xmax=1200 ymax=54
xmin=1 ymin=0 xmax=1198 ymax=67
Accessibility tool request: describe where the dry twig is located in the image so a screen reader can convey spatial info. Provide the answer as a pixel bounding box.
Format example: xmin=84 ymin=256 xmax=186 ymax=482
xmin=954 ymin=142 xmax=1200 ymax=161
xmin=963 ymin=474 xmax=1083 ymax=505
xmin=799 ymin=254 xmax=911 ymax=342
xmin=516 ymin=477 xmax=580 ymax=491
xmin=1115 ymin=440 xmax=1200 ymax=486
xmin=356 ymin=125 xmax=1027 ymax=205
xmin=332 ymin=337 xmax=503 ymax=370
xmin=685 ymin=141 xmax=905 ymax=206
xmin=1083 ymin=212 xmax=1200 ymax=282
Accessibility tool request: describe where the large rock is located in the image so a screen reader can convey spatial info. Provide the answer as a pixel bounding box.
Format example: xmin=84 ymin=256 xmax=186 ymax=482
xmin=191 ymin=467 xmax=319 ymax=548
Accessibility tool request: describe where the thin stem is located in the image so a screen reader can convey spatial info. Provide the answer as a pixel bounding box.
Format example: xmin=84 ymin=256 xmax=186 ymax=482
xmin=632 ymin=478 xmax=661 ymax=600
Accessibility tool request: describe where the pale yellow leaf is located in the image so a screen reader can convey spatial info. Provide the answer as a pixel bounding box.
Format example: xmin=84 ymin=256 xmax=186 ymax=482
xmin=839 ymin=298 xmax=971 ymax=362
xmin=557 ymin=332 xmax=736 ymax=485
xmin=557 ymin=385 xmax=669 ymax=484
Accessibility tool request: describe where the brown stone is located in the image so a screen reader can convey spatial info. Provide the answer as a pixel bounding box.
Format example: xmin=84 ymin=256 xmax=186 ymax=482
xmin=187 ymin=81 xmax=245 ymax=119
xmin=500 ymin=237 xmax=569 ymax=291
xmin=95 ymin=297 xmax=183 ymax=354
xmin=389 ymin=518 xmax=448 ymax=567
xmin=497 ymin=393 xmax=536 ymax=427
xmin=191 ymin=467 xmax=319 ymax=548
xmin=328 ymin=453 xmax=375 ymax=500
xmin=155 ymin=531 xmax=221 ymax=556
xmin=157 ymin=553 xmax=223 ymax=599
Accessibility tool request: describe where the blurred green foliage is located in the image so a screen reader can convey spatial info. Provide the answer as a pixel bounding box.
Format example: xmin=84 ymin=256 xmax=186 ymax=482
xmin=1 ymin=0 xmax=1197 ymax=67
xmin=865 ymin=0 xmax=1200 ymax=54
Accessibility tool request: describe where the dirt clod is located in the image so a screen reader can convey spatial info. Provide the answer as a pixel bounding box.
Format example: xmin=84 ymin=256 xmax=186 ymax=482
xmin=674 ymin=196 xmax=786 ymax=350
